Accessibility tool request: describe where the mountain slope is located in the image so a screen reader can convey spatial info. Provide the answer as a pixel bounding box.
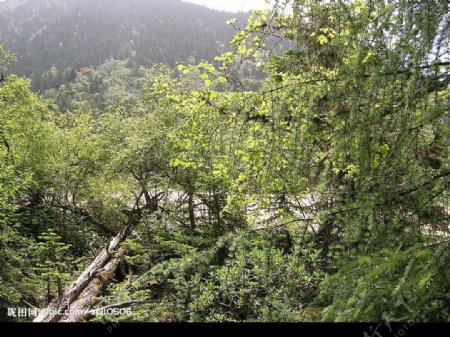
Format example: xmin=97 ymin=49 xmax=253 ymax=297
xmin=0 ymin=0 xmax=246 ymax=88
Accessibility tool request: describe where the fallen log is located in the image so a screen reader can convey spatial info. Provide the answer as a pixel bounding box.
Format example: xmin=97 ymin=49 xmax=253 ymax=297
xmin=33 ymin=190 xmax=162 ymax=322
xmin=33 ymin=226 xmax=128 ymax=322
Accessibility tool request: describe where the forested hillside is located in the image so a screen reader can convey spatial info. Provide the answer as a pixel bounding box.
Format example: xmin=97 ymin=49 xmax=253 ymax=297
xmin=0 ymin=0 xmax=449 ymax=325
xmin=0 ymin=0 xmax=248 ymax=90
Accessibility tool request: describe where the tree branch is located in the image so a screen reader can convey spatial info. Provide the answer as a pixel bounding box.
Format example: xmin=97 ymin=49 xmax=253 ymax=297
xmin=51 ymin=203 xmax=117 ymax=236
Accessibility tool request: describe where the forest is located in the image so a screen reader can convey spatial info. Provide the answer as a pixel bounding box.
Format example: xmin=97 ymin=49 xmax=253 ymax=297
xmin=0 ymin=0 xmax=449 ymax=325
xmin=0 ymin=0 xmax=252 ymax=90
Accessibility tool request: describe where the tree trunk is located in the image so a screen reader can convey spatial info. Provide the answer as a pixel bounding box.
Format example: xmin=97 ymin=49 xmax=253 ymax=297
xmin=187 ymin=190 xmax=196 ymax=232
xmin=34 ymin=194 xmax=159 ymax=322
xmin=33 ymin=227 xmax=128 ymax=322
